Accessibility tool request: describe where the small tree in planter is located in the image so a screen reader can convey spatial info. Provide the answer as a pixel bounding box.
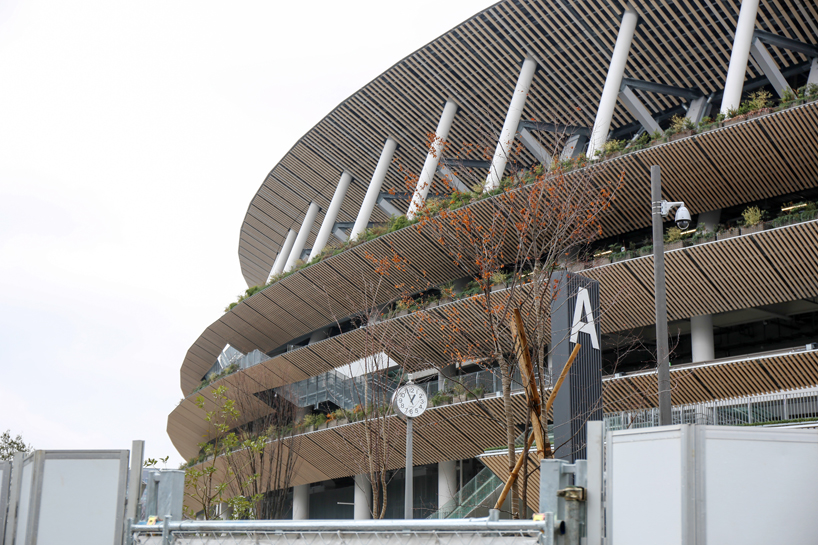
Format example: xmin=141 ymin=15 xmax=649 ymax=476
xmin=648 ymin=129 xmax=665 ymax=147
xmin=717 ymin=223 xmax=740 ymax=240
xmin=625 ymin=132 xmax=651 ymax=153
xmin=800 ymin=84 xmax=818 ymax=103
xmin=599 ymin=139 xmax=626 ymax=159
xmin=438 ymin=282 xmax=455 ymax=304
xmin=332 ymin=408 xmax=348 ymax=426
xmin=690 ymin=223 xmax=715 ymax=245
xmin=740 ymin=206 xmax=766 ymax=234
xmin=744 ymin=90 xmax=774 ymax=119
xmin=773 ymin=203 xmax=810 ymax=228
xmin=610 ymin=245 xmax=632 ymax=262
xmin=430 ymin=390 xmax=453 ymax=407
xmin=466 ymin=385 xmax=486 ymax=400
xmin=664 ymin=227 xmax=687 ymax=251
xmin=697 ymin=116 xmax=717 ymax=133
xmin=668 ymin=114 xmax=696 ymax=140
xmin=636 ymin=244 xmax=653 ymax=257
xmin=490 ymin=271 xmax=510 ymax=292
xmin=800 ymin=202 xmax=818 ymax=222
xmin=779 ymin=87 xmax=803 ymax=110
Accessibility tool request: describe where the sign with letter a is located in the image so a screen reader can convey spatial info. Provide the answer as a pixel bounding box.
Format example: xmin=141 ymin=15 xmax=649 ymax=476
xmin=550 ymin=271 xmax=603 ymax=461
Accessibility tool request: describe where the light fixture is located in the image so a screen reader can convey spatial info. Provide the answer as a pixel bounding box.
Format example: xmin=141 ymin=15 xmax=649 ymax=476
xmin=781 ymin=203 xmax=807 ymax=212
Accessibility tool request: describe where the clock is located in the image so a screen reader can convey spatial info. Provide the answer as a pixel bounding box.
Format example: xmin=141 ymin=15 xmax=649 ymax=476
xmin=393 ymin=384 xmax=428 ymax=418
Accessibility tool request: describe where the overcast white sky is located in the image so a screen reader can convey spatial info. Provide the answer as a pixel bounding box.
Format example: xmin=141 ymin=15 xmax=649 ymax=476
xmin=0 ymin=0 xmax=498 ymax=466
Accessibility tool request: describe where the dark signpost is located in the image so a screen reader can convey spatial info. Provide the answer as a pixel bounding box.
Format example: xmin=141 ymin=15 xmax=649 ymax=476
xmin=550 ymin=271 xmax=603 ymax=461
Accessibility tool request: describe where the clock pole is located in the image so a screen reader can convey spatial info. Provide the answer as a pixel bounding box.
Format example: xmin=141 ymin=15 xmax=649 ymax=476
xmin=405 ymin=415 xmax=413 ymax=520
xmin=394 ymin=374 xmax=425 ymax=520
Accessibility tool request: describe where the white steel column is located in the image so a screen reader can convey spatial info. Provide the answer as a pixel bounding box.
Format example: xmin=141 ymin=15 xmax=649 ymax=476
xmin=284 ymin=201 xmax=320 ymax=272
xmin=354 ymin=474 xmax=372 ymax=520
xmin=408 ymin=100 xmax=458 ymax=220
xmin=438 ymin=460 xmax=457 ymax=510
xmin=586 ymin=7 xmax=638 ymax=159
xmin=350 ymin=137 xmax=398 ymax=241
xmin=293 ymin=484 xmax=310 ymax=520
xmin=270 ymin=229 xmax=297 ymax=277
xmin=484 ymin=57 xmax=537 ymax=191
xmin=309 ymin=171 xmax=352 ymax=261
xmin=720 ymin=0 xmax=760 ymax=113
xmin=691 ymin=314 xmax=715 ymax=363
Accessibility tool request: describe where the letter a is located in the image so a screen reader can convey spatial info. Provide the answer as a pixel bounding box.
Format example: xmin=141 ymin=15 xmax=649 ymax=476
xmin=570 ymin=287 xmax=600 ymax=349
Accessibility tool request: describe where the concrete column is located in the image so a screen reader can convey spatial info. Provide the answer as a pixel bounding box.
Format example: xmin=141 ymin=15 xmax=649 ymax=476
xmin=518 ymin=128 xmax=552 ymax=166
xmin=408 ymin=100 xmax=458 ymax=220
xmin=350 ymin=137 xmax=398 ymax=241
xmin=270 ymin=229 xmax=297 ymax=277
xmin=808 ymin=58 xmax=818 ymax=86
xmin=309 ymin=328 xmax=329 ymax=345
xmin=618 ymin=85 xmax=662 ymax=134
xmin=354 ymin=474 xmax=372 ymax=520
xmin=750 ymin=38 xmax=789 ymax=97
xmin=720 ymin=0 xmax=760 ymax=114
xmin=293 ymin=484 xmax=310 ymax=520
xmin=485 ymin=56 xmax=538 ymax=191
xmin=691 ymin=314 xmax=715 ymax=363
xmin=560 ymin=134 xmax=588 ymax=160
xmin=284 ymin=202 xmax=320 ymax=272
xmin=587 ymin=7 xmax=638 ymax=159
xmin=309 ymin=171 xmax=352 ymax=261
xmin=218 ymin=502 xmax=232 ymax=520
xmin=697 ymin=209 xmax=721 ymax=232
xmin=438 ymin=460 xmax=457 ymax=510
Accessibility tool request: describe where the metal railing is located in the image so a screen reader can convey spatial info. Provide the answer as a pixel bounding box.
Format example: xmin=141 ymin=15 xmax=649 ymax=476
xmin=427 ymin=466 xmax=503 ymax=519
xmin=278 ymin=366 xmax=526 ymax=412
xmin=604 ymin=387 xmax=818 ymax=431
xmin=129 ymin=518 xmax=551 ymax=545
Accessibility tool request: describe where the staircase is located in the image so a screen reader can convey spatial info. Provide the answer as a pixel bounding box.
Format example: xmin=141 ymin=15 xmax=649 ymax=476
xmin=426 ymin=467 xmax=503 ymax=519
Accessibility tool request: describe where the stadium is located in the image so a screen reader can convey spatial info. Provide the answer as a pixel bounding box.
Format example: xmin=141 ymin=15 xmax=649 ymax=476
xmin=168 ymin=0 xmax=818 ymax=520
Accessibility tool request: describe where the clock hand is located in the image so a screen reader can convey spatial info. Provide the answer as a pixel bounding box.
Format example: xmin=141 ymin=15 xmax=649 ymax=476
xmin=409 ymin=393 xmax=416 ymax=404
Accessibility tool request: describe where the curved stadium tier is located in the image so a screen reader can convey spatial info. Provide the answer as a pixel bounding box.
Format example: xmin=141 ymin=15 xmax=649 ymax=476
xmin=168 ymin=0 xmax=818 ymax=520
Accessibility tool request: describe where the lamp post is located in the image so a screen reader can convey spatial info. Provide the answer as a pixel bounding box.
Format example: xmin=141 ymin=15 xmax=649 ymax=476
xmin=651 ymin=165 xmax=690 ymax=426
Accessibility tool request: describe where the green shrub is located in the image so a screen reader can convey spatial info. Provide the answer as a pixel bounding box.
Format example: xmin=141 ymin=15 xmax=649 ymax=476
xmin=430 ymin=391 xmax=453 ymax=406
xmin=490 ymin=271 xmax=509 ymax=286
xmin=669 ymin=114 xmax=695 ymax=133
xmin=665 ymin=227 xmax=684 ymax=243
xmin=741 ymin=206 xmax=764 ymax=227
xmin=601 ymin=139 xmax=625 ymax=156
xmin=467 ymin=386 xmax=486 ymax=399
xmin=746 ymin=89 xmax=772 ymax=112
xmin=387 ymin=214 xmax=410 ymax=232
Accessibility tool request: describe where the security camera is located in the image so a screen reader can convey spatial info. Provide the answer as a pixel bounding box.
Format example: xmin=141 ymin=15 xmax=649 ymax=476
xmin=675 ymin=205 xmax=691 ymax=230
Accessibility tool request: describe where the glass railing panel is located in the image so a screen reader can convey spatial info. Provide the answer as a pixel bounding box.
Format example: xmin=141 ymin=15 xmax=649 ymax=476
xmin=605 ymin=389 xmax=818 ymax=431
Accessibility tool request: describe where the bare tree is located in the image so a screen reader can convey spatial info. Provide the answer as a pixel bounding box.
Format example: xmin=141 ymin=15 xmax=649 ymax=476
xmin=392 ymin=119 xmax=626 ymax=516
xmin=224 ymin=374 xmax=303 ymax=519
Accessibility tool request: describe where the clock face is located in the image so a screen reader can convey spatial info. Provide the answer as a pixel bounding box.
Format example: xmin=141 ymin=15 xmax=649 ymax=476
xmin=394 ymin=385 xmax=428 ymax=418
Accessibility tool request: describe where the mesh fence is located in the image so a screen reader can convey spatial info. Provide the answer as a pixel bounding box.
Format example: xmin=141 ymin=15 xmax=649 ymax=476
xmin=132 ymin=529 xmax=543 ymax=545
